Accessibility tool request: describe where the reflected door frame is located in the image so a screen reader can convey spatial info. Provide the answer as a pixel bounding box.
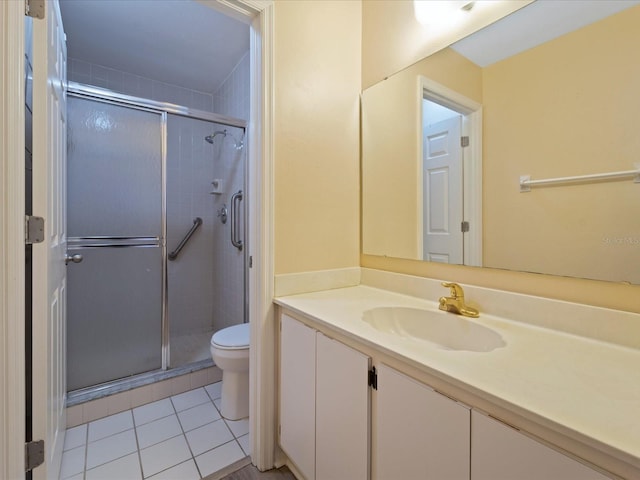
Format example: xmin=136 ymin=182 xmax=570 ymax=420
xmin=418 ymin=76 xmax=483 ymax=267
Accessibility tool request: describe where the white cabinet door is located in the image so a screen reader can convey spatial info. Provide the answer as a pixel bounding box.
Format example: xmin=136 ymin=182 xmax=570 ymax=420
xmin=375 ymin=364 xmax=470 ymax=480
xmin=316 ymin=332 xmax=370 ymax=480
xmin=471 ymin=410 xmax=610 ymax=480
xmin=280 ymin=314 xmax=317 ymax=480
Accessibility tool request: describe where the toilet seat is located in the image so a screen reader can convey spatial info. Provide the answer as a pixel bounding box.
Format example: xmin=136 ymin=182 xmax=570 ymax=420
xmin=211 ymin=323 xmax=250 ymax=350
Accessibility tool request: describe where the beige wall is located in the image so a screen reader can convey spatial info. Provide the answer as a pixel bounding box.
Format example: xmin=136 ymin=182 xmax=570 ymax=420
xmin=483 ymin=6 xmax=640 ymax=283
xmin=362 ymin=48 xmax=481 ymax=258
xmin=274 ymin=0 xmax=361 ymax=274
xmin=360 ymin=1 xmax=640 ymax=313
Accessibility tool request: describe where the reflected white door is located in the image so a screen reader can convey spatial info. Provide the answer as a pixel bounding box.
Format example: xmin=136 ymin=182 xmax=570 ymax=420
xmin=423 ymin=116 xmax=463 ymax=264
xmin=32 ymin=0 xmax=67 ymax=478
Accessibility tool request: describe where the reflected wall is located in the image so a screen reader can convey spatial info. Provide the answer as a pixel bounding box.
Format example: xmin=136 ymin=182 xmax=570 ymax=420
xmin=482 ymin=7 xmax=640 ymax=282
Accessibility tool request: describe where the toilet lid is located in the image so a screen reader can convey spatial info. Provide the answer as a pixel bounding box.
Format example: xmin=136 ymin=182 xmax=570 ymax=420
xmin=211 ymin=323 xmax=250 ymax=349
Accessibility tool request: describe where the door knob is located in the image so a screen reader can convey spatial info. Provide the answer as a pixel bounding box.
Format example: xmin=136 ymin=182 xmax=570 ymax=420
xmin=65 ymin=253 xmax=83 ymax=265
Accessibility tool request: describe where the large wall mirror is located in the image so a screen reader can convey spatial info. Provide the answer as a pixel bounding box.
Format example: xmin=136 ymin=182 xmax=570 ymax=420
xmin=362 ymin=0 xmax=640 ymax=284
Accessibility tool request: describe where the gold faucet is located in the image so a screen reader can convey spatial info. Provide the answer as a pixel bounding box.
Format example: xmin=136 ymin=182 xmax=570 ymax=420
xmin=439 ymin=282 xmax=479 ymax=318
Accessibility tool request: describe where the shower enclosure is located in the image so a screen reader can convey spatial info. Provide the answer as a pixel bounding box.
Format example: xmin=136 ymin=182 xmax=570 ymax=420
xmin=66 ymin=85 xmax=246 ymax=394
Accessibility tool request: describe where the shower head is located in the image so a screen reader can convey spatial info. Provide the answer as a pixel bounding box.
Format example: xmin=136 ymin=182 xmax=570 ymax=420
xmin=205 ymin=130 xmax=227 ymax=144
xmin=205 ymin=129 xmax=244 ymax=150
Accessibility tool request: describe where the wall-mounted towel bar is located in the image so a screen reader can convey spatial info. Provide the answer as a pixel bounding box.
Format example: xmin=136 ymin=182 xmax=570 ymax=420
xmin=520 ymin=165 xmax=640 ymax=192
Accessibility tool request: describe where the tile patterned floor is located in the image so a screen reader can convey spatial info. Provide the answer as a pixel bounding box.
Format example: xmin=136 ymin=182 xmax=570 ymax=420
xmin=59 ymin=382 xmax=250 ymax=480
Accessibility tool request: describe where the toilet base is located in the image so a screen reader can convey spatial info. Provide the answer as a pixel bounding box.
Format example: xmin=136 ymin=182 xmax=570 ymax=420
xmin=220 ymin=370 xmax=249 ymax=420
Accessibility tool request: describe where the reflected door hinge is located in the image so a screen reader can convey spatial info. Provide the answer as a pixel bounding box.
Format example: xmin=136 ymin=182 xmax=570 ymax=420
xmin=461 ymin=136 xmax=470 ymax=147
xmin=249 ymin=256 xmax=253 ymax=268
xmin=25 ymin=215 xmax=45 ymax=244
xmin=368 ymin=366 xmax=377 ymax=390
xmin=25 ymin=440 xmax=44 ymax=472
xmin=461 ymin=221 xmax=470 ymax=233
xmin=25 ymin=0 xmax=45 ymax=18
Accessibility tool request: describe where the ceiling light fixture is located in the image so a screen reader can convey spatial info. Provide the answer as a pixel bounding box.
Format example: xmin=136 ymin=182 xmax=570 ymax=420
xmin=414 ymin=1 xmax=476 ymax=28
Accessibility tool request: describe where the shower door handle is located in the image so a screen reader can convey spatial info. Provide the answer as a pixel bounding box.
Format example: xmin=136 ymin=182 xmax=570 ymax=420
xmin=231 ymin=190 xmax=243 ymax=251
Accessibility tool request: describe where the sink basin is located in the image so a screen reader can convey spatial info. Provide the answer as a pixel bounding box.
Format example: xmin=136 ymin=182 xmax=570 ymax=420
xmin=362 ymin=307 xmax=505 ymax=352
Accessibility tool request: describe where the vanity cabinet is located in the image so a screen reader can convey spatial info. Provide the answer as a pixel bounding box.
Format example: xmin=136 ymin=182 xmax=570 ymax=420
xmin=375 ymin=364 xmax=470 ymax=480
xmin=279 ymin=314 xmax=370 ymax=480
xmin=471 ymin=410 xmax=610 ymax=480
xmin=279 ymin=310 xmax=612 ymax=480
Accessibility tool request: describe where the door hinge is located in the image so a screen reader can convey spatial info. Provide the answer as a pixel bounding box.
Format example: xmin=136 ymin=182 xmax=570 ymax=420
xmin=25 ymin=440 xmax=44 ymax=472
xmin=249 ymin=255 xmax=253 ymax=268
xmin=25 ymin=0 xmax=45 ymax=18
xmin=368 ymin=366 xmax=377 ymax=390
xmin=25 ymin=216 xmax=45 ymax=244
xmin=461 ymin=221 xmax=470 ymax=233
xmin=461 ymin=136 xmax=470 ymax=147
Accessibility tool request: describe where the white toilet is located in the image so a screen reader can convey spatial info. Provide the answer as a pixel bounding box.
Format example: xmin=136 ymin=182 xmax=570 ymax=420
xmin=210 ymin=323 xmax=250 ymax=420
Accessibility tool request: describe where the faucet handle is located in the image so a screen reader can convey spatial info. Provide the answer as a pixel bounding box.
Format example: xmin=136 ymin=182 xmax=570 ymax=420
xmin=442 ymin=282 xmax=464 ymax=298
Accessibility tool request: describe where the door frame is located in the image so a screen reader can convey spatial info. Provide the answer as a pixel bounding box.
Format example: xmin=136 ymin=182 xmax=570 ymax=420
xmin=0 ymin=0 xmax=276 ymax=475
xmin=0 ymin=1 xmax=27 ymax=477
xmin=417 ymin=75 xmax=483 ymax=267
xmin=211 ymin=0 xmax=276 ymax=469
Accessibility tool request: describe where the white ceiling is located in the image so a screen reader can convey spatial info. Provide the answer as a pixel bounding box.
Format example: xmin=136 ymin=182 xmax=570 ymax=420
xmin=59 ymin=0 xmax=250 ymax=94
xmin=451 ymin=0 xmax=640 ymax=67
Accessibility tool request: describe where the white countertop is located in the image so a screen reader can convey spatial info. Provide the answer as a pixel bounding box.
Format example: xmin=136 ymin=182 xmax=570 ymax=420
xmin=274 ymin=285 xmax=640 ymax=472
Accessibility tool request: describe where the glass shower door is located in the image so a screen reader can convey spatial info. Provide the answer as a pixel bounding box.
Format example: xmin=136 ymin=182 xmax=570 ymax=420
xmin=66 ymin=96 xmax=163 ymax=391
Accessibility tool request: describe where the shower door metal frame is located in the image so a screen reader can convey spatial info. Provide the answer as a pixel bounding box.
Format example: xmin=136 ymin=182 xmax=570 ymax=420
xmin=67 ymin=82 xmax=247 ymax=390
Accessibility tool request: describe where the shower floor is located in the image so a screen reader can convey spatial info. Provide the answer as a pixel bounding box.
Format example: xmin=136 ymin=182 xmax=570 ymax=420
xmin=171 ymin=330 xmax=215 ymax=368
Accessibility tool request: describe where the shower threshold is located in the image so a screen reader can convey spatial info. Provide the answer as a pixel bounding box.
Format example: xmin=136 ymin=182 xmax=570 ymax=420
xmin=66 ymin=358 xmax=214 ymax=408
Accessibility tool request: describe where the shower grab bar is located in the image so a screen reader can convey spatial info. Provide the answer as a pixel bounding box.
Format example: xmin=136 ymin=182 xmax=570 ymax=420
xmin=168 ymin=217 xmax=203 ymax=261
xmin=231 ymin=190 xmax=243 ymax=251
xmin=520 ymin=165 xmax=640 ymax=192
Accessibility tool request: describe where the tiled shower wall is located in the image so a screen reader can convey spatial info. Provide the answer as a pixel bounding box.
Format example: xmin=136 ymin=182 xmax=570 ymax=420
xmin=68 ymin=53 xmax=250 ymax=341
xmin=212 ymin=51 xmax=250 ymax=121
xmin=165 ymin=116 xmax=244 ymax=338
xmin=166 ymin=115 xmax=218 ymax=338
xmin=68 ymin=58 xmax=216 ymax=113
xmin=210 ymin=51 xmax=250 ymax=332
xmin=68 ymin=52 xmax=250 ymax=122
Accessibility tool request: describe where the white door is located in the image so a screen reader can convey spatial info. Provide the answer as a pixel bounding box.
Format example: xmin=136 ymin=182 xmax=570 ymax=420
xmin=423 ymin=116 xmax=463 ymax=264
xmin=316 ymin=332 xmax=370 ymax=480
xmin=32 ymin=1 xmax=67 ymax=478
xmin=374 ymin=364 xmax=470 ymax=480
